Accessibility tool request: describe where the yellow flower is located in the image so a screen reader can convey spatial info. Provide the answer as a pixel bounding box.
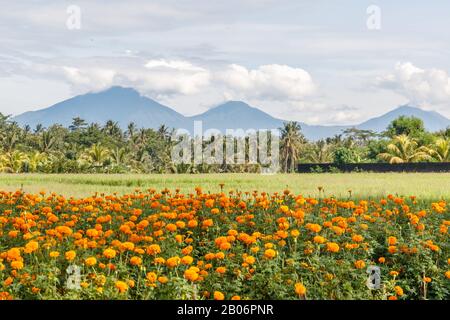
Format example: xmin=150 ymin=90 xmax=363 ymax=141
xmin=181 ymin=255 xmax=193 ymax=265
xmin=115 ymin=281 xmax=128 ymax=293
xmin=130 ymin=256 xmax=142 ymax=266
xmin=295 ymin=283 xmax=306 ymax=297
xmin=166 ymin=256 xmax=181 ymax=268
xmin=103 ymin=248 xmax=117 ymax=259
xmin=354 ymin=260 xmax=366 ymax=269
xmin=146 ymin=244 xmax=161 ymax=255
xmin=184 ymin=268 xmax=199 ymax=282
xmin=49 ymin=251 xmax=60 ymax=258
xmin=326 ymin=242 xmax=340 ymax=253
xmin=85 ymin=257 xmax=97 ymax=267
xmin=24 ymin=241 xmax=39 ymax=254
xmin=146 ymin=272 xmax=157 ymax=283
xmin=65 ymin=250 xmax=76 ymax=261
xmin=158 ymin=276 xmax=169 ymax=284
xmin=10 ymin=260 xmax=24 ymax=270
xmin=313 ymin=235 xmax=326 ymax=244
xmin=264 ymin=249 xmax=276 ymax=259
xmin=244 ymin=255 xmax=256 ymax=265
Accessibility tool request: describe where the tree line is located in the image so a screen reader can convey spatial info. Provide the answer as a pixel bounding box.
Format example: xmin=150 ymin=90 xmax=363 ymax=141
xmin=0 ymin=113 xmax=449 ymax=173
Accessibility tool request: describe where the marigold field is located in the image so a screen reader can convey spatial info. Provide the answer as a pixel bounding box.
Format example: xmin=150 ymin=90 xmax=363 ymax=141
xmin=0 ymin=187 xmax=449 ymax=300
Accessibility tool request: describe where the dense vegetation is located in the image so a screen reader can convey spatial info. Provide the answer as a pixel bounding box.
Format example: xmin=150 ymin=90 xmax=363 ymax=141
xmin=0 ymin=188 xmax=448 ymax=300
xmin=0 ymin=113 xmax=449 ymax=173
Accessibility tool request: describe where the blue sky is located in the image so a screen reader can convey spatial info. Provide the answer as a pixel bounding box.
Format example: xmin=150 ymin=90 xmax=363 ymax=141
xmin=1 ymin=0 xmax=450 ymax=125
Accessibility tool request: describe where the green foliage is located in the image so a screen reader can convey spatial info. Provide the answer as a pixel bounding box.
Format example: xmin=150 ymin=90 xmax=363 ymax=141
xmin=384 ymin=116 xmax=425 ymax=138
xmin=333 ymin=147 xmax=360 ymax=164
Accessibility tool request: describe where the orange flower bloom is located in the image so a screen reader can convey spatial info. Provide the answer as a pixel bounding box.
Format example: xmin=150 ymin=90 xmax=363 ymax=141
xmin=295 ymin=283 xmax=306 ymax=296
xmin=65 ymin=250 xmax=76 ymax=261
xmin=115 ymin=281 xmax=128 ymax=293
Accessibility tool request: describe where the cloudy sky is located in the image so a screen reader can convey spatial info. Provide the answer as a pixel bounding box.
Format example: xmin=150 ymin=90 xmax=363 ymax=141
xmin=1 ymin=0 xmax=450 ymax=125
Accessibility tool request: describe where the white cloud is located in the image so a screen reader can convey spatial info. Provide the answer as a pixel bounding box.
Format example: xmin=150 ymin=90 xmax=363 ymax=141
xmin=14 ymin=56 xmax=317 ymax=105
xmin=376 ymin=62 xmax=450 ymax=106
xmin=217 ymin=64 xmax=316 ymax=101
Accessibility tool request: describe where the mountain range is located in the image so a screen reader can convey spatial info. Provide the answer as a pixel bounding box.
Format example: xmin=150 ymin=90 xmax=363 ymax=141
xmin=12 ymin=86 xmax=450 ymax=140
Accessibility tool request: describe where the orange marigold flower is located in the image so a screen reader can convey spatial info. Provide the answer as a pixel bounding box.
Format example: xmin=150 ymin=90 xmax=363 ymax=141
xmin=184 ymin=268 xmax=199 ymax=282
xmin=394 ymin=286 xmax=404 ymax=296
xmin=115 ymin=281 xmax=128 ymax=293
xmin=387 ymin=236 xmax=397 ymax=246
xmin=65 ymin=250 xmax=76 ymax=261
xmin=103 ymin=248 xmax=117 ymax=259
xmin=213 ymin=291 xmax=225 ymax=300
xmin=24 ymin=241 xmax=39 ymax=254
xmin=354 ymin=260 xmax=366 ymax=269
xmin=166 ymin=256 xmax=180 ymax=268
xmin=216 ymin=266 xmax=227 ymax=274
xmin=147 ymin=244 xmax=161 ymax=255
xmin=244 ymin=255 xmax=256 ymax=265
xmin=146 ymin=272 xmax=157 ymax=283
xmin=181 ymin=255 xmax=194 ymax=265
xmin=313 ymin=235 xmax=326 ymax=244
xmin=326 ymin=242 xmax=340 ymax=253
xmin=130 ymin=256 xmax=142 ymax=266
xmin=294 ymin=283 xmax=306 ymax=296
xmin=264 ymin=249 xmax=276 ymax=259
xmin=10 ymin=260 xmax=24 ymax=270
xmin=85 ymin=257 xmax=97 ymax=266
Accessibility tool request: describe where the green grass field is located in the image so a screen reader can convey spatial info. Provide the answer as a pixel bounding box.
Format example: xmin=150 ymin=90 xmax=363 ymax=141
xmin=0 ymin=173 xmax=449 ymax=199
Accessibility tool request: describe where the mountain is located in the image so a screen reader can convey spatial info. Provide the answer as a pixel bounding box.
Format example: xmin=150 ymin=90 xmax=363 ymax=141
xmin=13 ymin=86 xmax=186 ymax=129
xmin=12 ymin=86 xmax=450 ymax=140
xmin=357 ymin=105 xmax=450 ymax=133
xmin=188 ymin=101 xmax=283 ymax=132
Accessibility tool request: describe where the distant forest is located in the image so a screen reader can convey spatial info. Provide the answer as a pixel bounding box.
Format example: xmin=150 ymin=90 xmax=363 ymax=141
xmin=0 ymin=113 xmax=449 ymax=173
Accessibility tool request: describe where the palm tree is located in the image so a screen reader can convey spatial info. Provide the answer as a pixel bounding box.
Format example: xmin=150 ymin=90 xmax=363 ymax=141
xmin=279 ymin=122 xmax=305 ymax=172
xmin=378 ymin=134 xmax=431 ymax=163
xmin=110 ymin=147 xmax=128 ymax=166
xmin=127 ymin=122 xmax=137 ymax=140
xmin=0 ymin=150 xmax=28 ymax=173
xmin=26 ymin=151 xmax=48 ymax=172
xmin=304 ymin=140 xmax=333 ymax=163
xmin=85 ymin=144 xmax=110 ymax=167
xmin=39 ymin=131 xmax=55 ymax=153
xmin=428 ymin=138 xmax=450 ymax=162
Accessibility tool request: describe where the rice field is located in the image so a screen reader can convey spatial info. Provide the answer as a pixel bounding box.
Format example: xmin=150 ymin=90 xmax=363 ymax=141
xmin=0 ymin=173 xmax=449 ymax=199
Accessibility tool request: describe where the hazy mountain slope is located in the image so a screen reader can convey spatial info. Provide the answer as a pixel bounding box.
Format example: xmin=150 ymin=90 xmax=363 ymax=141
xmin=357 ymin=105 xmax=450 ymax=132
xmin=13 ymin=87 xmax=186 ymax=129
xmin=12 ymin=87 xmax=450 ymax=140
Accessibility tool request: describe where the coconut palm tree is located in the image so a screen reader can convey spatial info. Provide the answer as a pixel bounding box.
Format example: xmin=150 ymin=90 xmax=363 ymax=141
xmin=279 ymin=122 xmax=305 ymax=172
xmin=0 ymin=150 xmax=28 ymax=173
xmin=378 ymin=134 xmax=431 ymax=163
xmin=428 ymin=138 xmax=450 ymax=162
xmin=26 ymin=151 xmax=48 ymax=172
xmin=110 ymin=147 xmax=128 ymax=166
xmin=39 ymin=131 xmax=56 ymax=153
xmin=304 ymin=140 xmax=333 ymax=163
xmin=84 ymin=144 xmax=110 ymax=167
